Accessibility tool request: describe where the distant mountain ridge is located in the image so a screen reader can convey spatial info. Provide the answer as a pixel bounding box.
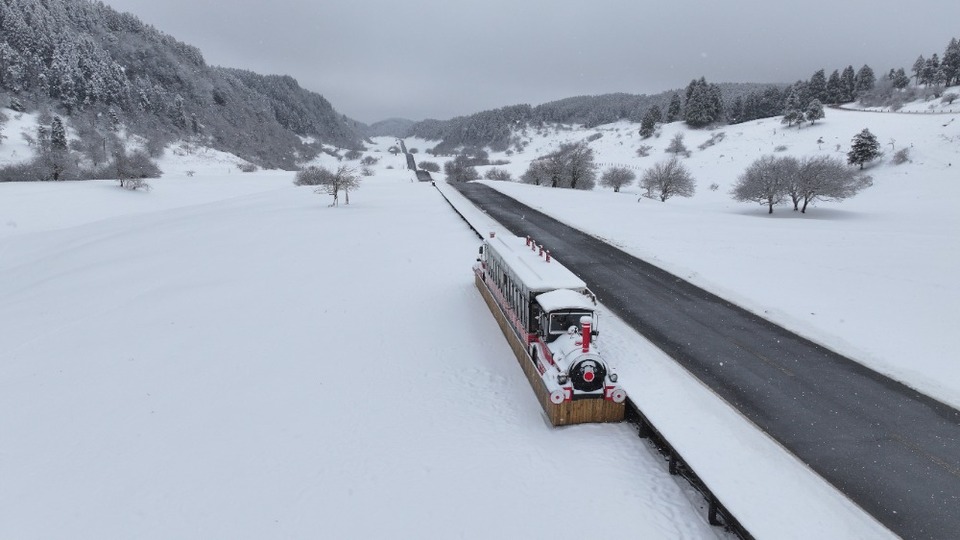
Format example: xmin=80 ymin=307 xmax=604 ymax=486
xmin=0 ymin=0 xmax=363 ymax=169
xmin=408 ymin=83 xmax=783 ymax=153
xmin=366 ymin=118 xmax=415 ymax=138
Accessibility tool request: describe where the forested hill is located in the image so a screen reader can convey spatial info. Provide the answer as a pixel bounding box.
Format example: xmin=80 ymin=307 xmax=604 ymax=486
xmin=408 ymin=83 xmax=782 ymax=154
xmin=0 ymin=0 xmax=363 ymax=168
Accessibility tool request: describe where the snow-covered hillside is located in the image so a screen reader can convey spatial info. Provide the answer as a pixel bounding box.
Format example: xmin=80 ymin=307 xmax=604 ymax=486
xmin=414 ymin=94 xmax=960 ymax=409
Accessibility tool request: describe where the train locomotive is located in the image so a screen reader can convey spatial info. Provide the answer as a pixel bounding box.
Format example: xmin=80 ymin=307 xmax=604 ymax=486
xmin=474 ymin=232 xmax=626 ymax=423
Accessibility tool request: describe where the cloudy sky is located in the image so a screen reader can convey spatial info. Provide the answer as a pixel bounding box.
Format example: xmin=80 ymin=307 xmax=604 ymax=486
xmin=101 ymin=0 xmax=959 ymax=123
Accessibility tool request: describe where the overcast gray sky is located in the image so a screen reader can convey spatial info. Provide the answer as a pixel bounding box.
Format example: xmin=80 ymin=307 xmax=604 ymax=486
xmin=101 ymin=0 xmax=959 ymax=123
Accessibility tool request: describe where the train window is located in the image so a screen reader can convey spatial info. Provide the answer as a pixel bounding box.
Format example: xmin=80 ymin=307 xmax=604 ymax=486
xmin=548 ymin=311 xmax=593 ymax=335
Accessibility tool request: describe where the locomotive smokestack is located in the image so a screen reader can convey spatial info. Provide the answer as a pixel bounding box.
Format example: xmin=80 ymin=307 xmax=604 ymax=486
xmin=580 ymin=316 xmax=592 ymax=352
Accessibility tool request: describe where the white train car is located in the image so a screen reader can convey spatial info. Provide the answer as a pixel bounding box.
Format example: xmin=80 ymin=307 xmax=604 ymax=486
xmin=474 ymin=232 xmax=626 ymax=425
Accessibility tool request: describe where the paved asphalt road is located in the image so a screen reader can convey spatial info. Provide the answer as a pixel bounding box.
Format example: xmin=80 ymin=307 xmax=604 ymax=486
xmin=453 ymin=182 xmax=960 ymax=539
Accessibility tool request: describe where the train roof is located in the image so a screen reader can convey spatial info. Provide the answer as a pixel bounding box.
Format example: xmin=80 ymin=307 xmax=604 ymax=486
xmin=485 ymin=233 xmax=587 ymax=293
xmin=535 ymin=289 xmax=595 ymax=313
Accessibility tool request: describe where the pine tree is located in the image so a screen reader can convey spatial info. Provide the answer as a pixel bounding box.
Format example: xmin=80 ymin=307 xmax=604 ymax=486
xmin=922 ymin=54 xmax=940 ymax=86
xmin=890 ymin=68 xmax=910 ymax=90
xmin=854 ymin=65 xmax=875 ymax=96
xmin=781 ymin=90 xmax=804 ymax=128
xmin=50 ymin=116 xmax=68 ymax=152
xmin=826 ymin=70 xmax=842 ymax=104
xmin=639 ymin=106 xmax=660 ymax=138
xmin=666 ymin=93 xmax=682 ymax=122
xmin=809 ymin=69 xmax=827 ymax=103
xmin=912 ymin=55 xmax=926 ymax=86
xmin=840 ymin=66 xmax=856 ymax=102
xmin=848 ymin=128 xmax=881 ymax=169
xmin=943 ymin=38 xmax=960 ymax=87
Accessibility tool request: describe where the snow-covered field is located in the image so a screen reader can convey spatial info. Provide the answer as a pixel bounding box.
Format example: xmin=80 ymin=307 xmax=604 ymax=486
xmin=0 ymin=138 xmax=729 ymax=538
xmin=423 ymin=101 xmax=960 ymax=410
xmin=3 ymin=97 xmax=950 ymax=538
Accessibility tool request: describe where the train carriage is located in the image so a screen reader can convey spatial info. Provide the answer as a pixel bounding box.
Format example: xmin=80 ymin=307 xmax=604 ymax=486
xmin=474 ymin=232 xmax=626 ymax=425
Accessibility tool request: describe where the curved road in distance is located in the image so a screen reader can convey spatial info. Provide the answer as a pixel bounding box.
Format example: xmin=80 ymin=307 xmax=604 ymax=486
xmin=454 ymin=181 xmax=960 ymax=539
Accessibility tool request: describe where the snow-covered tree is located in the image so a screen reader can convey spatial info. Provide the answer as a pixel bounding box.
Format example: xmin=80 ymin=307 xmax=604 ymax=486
xmin=840 ymin=66 xmax=857 ymax=102
xmin=600 ymin=166 xmax=636 ymax=192
xmin=639 ymin=106 xmax=661 ymax=138
xmin=854 ymin=65 xmax=875 ymax=96
xmin=444 ymin=155 xmax=481 ymax=183
xmin=847 ymin=129 xmax=881 ymax=169
xmin=666 ymin=93 xmax=682 ymax=123
xmin=731 ymin=155 xmax=792 ymax=214
xmin=808 ymin=69 xmax=827 ymax=103
xmin=664 ymin=133 xmax=689 ymax=156
xmin=826 ymin=70 xmax=843 ymax=104
xmin=805 ymin=99 xmax=825 ymax=125
xmin=942 ymin=38 xmax=960 ymax=87
xmin=792 ymin=155 xmax=872 ymax=213
xmin=295 ymin=165 xmax=361 ymax=206
xmin=640 ymin=157 xmax=695 ymax=201
xmin=781 ymin=91 xmax=804 ymax=128
xmin=912 ymin=55 xmax=926 ymax=86
xmin=889 ymin=68 xmax=911 ymax=90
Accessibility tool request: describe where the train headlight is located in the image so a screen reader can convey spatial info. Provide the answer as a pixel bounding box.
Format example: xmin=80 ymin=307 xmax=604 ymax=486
xmin=558 ymin=373 xmax=568 ymax=385
xmin=609 ymin=373 xmax=618 ymax=383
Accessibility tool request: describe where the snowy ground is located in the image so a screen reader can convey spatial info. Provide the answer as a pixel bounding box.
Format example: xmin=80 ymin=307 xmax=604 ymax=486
xmin=0 ymin=139 xmax=728 ymax=538
xmin=2 ymin=100 xmax=943 ymax=538
xmin=420 ymin=99 xmax=960 ymax=410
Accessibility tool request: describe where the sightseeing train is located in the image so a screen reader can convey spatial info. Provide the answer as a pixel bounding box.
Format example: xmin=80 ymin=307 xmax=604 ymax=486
xmin=474 ymin=232 xmax=626 ymax=408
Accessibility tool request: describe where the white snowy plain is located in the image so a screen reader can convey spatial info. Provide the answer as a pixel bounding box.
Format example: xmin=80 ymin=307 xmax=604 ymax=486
xmin=0 ymin=137 xmax=725 ymax=539
xmin=6 ymin=95 xmax=954 ymax=538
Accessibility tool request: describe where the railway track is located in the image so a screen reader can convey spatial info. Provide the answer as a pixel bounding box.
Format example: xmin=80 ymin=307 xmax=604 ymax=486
xmin=448 ymin=181 xmax=960 ymax=540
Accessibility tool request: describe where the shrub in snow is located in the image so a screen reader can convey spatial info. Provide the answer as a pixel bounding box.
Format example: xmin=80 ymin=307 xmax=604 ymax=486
xmin=238 ymin=162 xmax=258 ymax=173
xmin=484 ymin=168 xmax=512 ymax=181
xmin=361 ymin=166 xmax=374 ymax=176
xmin=774 ymin=145 xmax=788 ymax=152
xmin=586 ymin=132 xmax=603 ymax=142
xmin=942 ymin=94 xmax=958 ymax=105
xmin=698 ymin=132 xmax=725 ymax=151
xmin=636 ymin=145 xmax=652 ymax=157
xmin=640 ymin=157 xmax=695 ymax=202
xmin=893 ymin=148 xmax=911 ymax=165
xmin=360 ymin=155 xmax=379 ymax=166
xmin=120 ymin=177 xmax=151 ymax=191
xmin=417 ymin=160 xmax=440 ymax=173
xmin=709 ymin=182 xmax=719 ymax=191
xmin=444 ymin=155 xmax=481 ymax=182
xmin=344 ymin=149 xmax=362 ymax=160
xmin=665 ymin=133 xmax=690 ymax=157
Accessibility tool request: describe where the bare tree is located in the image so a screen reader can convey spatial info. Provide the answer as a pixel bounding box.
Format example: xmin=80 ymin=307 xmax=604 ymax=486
xmin=795 ymin=155 xmax=872 ymax=213
xmin=731 ymin=156 xmax=793 ymax=213
xmin=444 ymin=155 xmax=481 ymax=182
xmin=521 ymin=159 xmax=551 ymax=186
xmin=526 ymin=141 xmax=597 ymax=189
xmin=295 ymin=165 xmax=361 ymax=205
xmin=600 ymin=166 xmax=636 ymax=192
xmin=640 ymin=157 xmax=696 ymax=201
